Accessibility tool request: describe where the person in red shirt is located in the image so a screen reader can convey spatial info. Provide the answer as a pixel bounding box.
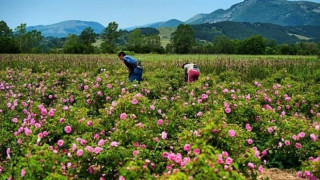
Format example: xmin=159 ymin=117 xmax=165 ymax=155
xmin=182 ymin=63 xmax=200 ymax=82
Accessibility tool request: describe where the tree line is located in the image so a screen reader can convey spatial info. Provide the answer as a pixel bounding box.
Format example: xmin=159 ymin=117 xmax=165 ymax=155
xmin=1 ymin=20 xmax=320 ymax=56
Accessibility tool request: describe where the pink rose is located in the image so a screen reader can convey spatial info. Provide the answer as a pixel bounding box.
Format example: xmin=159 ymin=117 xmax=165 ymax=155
xmin=184 ymin=144 xmax=191 ymax=151
xmin=21 ymin=169 xmax=26 ymax=177
xmin=225 ymin=157 xmax=233 ymax=165
xmin=132 ymin=150 xmax=140 ymax=156
xmin=295 ymin=143 xmax=302 ymax=149
xmin=298 ymin=132 xmax=305 ymax=138
xmin=157 ymin=119 xmax=163 ymax=126
xmin=98 ymin=139 xmax=105 ymax=146
xmin=193 ymin=148 xmax=201 ymax=155
xmin=267 ymin=127 xmax=273 ymax=133
xmin=12 ymin=118 xmax=18 ymax=123
xmin=310 ymin=134 xmax=318 ymax=141
xmin=228 ymin=130 xmax=236 ymax=137
xmin=225 ymin=107 xmax=231 ymax=114
xmin=110 ymin=141 xmax=118 ymax=147
xmin=57 ymin=139 xmax=64 ymax=147
xmin=248 ymin=162 xmax=255 ymax=169
xmin=245 ymin=123 xmax=252 ymax=131
xmin=77 ymin=149 xmax=84 ymax=157
xmin=131 ymin=99 xmax=138 ymax=105
xmin=285 ymin=140 xmax=291 ymax=146
xmin=94 ymin=147 xmax=103 ymax=154
xmin=120 ymin=113 xmax=127 ymax=120
xmin=85 ymin=146 xmax=93 ymax=152
xmin=64 ymin=125 xmax=72 ymax=134
xmin=161 ymin=131 xmax=167 ymax=140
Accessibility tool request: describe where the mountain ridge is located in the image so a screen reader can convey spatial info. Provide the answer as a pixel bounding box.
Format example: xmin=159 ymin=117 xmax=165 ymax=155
xmin=185 ymin=0 xmax=320 ymax=26
xmin=26 ymin=20 xmax=105 ymax=38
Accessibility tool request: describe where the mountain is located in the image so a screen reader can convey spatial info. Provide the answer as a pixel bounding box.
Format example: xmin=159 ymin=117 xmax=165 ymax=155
xmin=191 ymin=21 xmax=320 ymax=44
xmin=26 ymin=20 xmax=105 ymax=38
xmin=185 ymin=0 xmax=320 ymax=26
xmin=124 ymin=19 xmax=183 ymax=31
xmin=148 ymin=19 xmax=184 ymax=28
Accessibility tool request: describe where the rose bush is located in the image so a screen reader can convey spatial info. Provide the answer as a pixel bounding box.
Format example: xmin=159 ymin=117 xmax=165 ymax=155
xmin=0 ymin=56 xmax=319 ymax=180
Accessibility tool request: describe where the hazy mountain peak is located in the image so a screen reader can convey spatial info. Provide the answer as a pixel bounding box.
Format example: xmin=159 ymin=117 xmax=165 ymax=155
xmin=27 ymin=20 xmax=105 ymax=38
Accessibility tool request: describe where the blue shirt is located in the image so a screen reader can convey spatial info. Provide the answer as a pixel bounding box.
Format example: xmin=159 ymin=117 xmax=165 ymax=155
xmin=122 ymin=55 xmax=143 ymax=82
xmin=123 ymin=55 xmax=137 ymax=71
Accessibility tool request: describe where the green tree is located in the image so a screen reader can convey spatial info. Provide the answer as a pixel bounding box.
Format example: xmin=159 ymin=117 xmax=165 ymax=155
xmin=239 ymin=35 xmax=266 ymax=54
xmin=100 ymin=22 xmax=121 ymax=53
xmin=79 ymin=27 xmax=96 ymax=53
xmin=296 ymin=42 xmax=319 ymax=55
xmin=128 ymin=29 xmax=145 ymax=53
xmin=145 ymin=34 xmax=164 ymax=53
xmin=14 ymin=23 xmax=43 ymax=53
xmin=63 ymin=34 xmax=86 ymax=54
xmin=212 ymin=35 xmax=234 ymax=54
xmin=25 ymin=30 xmax=43 ymax=53
xmin=170 ymin=24 xmax=194 ymax=54
xmin=0 ymin=21 xmax=12 ymax=36
xmin=15 ymin=23 xmax=27 ymax=52
xmin=0 ymin=21 xmax=19 ymax=53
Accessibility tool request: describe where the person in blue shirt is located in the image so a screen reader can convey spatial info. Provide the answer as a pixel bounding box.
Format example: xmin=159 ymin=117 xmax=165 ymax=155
xmin=118 ymin=51 xmax=143 ymax=82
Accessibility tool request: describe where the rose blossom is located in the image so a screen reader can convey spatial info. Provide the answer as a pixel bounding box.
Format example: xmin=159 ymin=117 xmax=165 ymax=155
xmin=110 ymin=141 xmax=118 ymax=147
xmin=225 ymin=107 xmax=231 ymax=114
xmin=184 ymin=144 xmax=191 ymax=151
xmin=57 ymin=140 xmax=64 ymax=147
xmin=131 ymin=99 xmax=138 ymax=105
xmin=64 ymin=125 xmax=72 ymax=134
xmin=248 ymin=162 xmax=255 ymax=169
xmin=193 ymin=148 xmax=201 ymax=155
xmin=120 ymin=113 xmax=127 ymax=120
xmin=225 ymin=157 xmax=233 ymax=165
xmin=161 ymin=131 xmax=167 ymax=139
xmin=245 ymin=123 xmax=252 ymax=131
xmin=157 ymin=119 xmax=163 ymax=126
xmin=295 ymin=143 xmax=302 ymax=149
xmin=228 ymin=130 xmax=236 ymax=137
xmin=310 ymin=134 xmax=318 ymax=141
xmin=94 ymin=147 xmax=103 ymax=154
xmin=77 ymin=149 xmax=84 ymax=157
xmin=298 ymin=132 xmax=305 ymax=138
xmin=21 ymin=169 xmax=26 ymax=177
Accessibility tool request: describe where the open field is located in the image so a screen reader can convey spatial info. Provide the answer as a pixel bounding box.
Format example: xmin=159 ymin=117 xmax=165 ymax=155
xmin=0 ymin=54 xmax=319 ymax=179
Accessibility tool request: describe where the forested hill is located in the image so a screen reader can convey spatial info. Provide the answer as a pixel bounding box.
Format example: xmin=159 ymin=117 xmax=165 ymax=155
xmin=191 ymin=21 xmax=320 ymax=44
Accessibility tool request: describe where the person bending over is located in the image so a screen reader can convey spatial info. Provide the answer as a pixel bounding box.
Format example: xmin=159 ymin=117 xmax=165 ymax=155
xmin=118 ymin=51 xmax=143 ymax=82
xmin=182 ymin=63 xmax=200 ymax=82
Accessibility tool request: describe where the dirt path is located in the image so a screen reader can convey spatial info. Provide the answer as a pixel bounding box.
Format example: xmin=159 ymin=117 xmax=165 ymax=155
xmin=258 ymin=168 xmax=300 ymax=180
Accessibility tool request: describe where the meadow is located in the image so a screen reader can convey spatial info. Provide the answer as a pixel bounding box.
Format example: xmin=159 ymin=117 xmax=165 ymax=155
xmin=0 ymin=54 xmax=319 ymax=179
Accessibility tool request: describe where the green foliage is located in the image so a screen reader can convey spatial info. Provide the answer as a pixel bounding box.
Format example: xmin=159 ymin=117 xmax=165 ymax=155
xmin=239 ymin=35 xmax=267 ymax=55
xmin=100 ymin=22 xmax=121 ymax=53
xmin=0 ymin=54 xmax=319 ymax=180
xmin=63 ymin=34 xmax=86 ymax=54
xmin=170 ymin=24 xmax=195 ymax=54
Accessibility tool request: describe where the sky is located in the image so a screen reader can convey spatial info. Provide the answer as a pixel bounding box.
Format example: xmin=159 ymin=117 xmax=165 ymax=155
xmin=1 ymin=0 xmax=320 ymax=30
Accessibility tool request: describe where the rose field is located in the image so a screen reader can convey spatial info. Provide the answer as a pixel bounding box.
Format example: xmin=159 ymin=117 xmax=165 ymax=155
xmin=0 ymin=54 xmax=320 ymax=180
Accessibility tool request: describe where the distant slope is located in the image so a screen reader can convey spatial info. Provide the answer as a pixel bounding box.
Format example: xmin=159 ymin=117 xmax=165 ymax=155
xmin=186 ymin=0 xmax=320 ymax=26
xmin=148 ymin=19 xmax=183 ymax=28
xmin=191 ymin=21 xmax=320 ymax=44
xmin=158 ymin=27 xmax=176 ymax=47
xmin=124 ymin=19 xmax=183 ymax=31
xmin=26 ymin=20 xmax=105 ymax=38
